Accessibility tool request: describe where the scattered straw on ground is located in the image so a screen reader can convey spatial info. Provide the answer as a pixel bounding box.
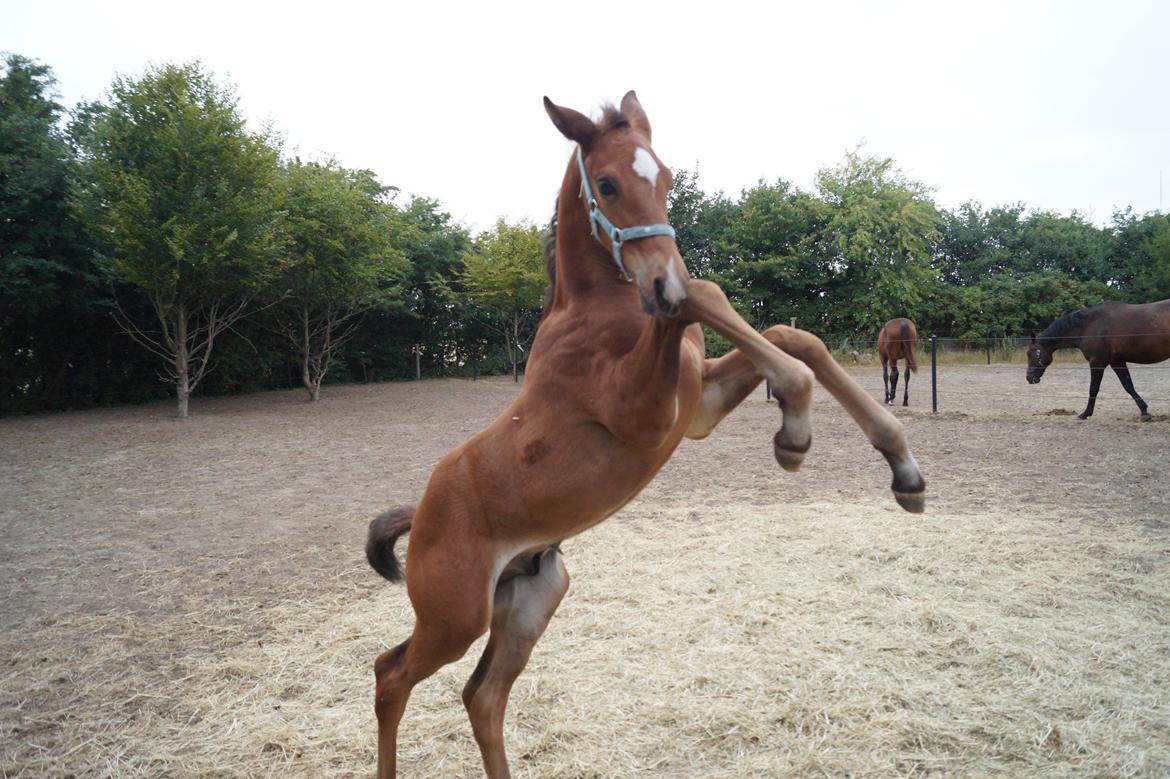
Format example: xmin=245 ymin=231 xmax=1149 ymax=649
xmin=3 ymin=369 xmax=1169 ymax=777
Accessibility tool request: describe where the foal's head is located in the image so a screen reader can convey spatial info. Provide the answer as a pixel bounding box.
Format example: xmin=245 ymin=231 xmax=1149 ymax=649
xmin=544 ymin=91 xmax=688 ymax=316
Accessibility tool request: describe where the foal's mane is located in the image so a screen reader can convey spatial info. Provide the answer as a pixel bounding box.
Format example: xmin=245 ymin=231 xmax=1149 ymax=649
xmin=540 ymin=206 xmax=557 ymax=318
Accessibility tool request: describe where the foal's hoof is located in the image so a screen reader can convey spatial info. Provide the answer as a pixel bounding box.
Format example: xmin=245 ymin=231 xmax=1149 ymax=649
xmin=1140 ymin=414 xmax=1153 ymax=422
xmin=772 ymin=430 xmax=809 ymax=472
xmin=1077 ymin=412 xmax=1091 ymax=420
xmin=893 ymin=489 xmax=926 ymax=514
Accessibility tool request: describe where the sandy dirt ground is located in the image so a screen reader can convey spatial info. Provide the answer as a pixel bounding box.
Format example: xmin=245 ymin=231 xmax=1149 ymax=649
xmin=2 ymin=360 xmax=1169 ymax=777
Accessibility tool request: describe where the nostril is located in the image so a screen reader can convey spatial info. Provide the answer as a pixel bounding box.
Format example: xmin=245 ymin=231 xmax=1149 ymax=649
xmin=654 ymin=276 xmax=667 ymax=304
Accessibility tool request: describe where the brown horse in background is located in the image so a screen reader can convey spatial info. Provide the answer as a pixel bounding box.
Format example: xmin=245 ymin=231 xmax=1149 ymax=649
xmin=365 ymin=92 xmax=926 ymax=779
xmin=877 ymin=318 xmax=918 ymax=406
xmin=1027 ymin=299 xmax=1170 ymax=420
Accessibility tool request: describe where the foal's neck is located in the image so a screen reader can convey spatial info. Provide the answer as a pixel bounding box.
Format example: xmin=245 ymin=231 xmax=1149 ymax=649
xmin=549 ymin=162 xmax=641 ymax=311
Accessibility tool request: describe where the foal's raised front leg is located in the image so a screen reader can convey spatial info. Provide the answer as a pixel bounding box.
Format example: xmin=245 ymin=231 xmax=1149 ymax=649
xmin=679 ymin=279 xmax=815 ymax=471
xmin=685 ymin=318 xmax=925 ymax=513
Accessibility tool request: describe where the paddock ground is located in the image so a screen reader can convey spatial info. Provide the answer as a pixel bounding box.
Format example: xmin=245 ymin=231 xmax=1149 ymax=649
xmin=2 ymin=362 xmax=1169 ymax=777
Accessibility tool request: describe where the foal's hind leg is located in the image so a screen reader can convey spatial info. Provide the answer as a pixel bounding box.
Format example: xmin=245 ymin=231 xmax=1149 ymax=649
xmin=880 ymin=356 xmax=891 ymax=403
xmin=888 ymin=359 xmax=900 ymax=405
xmin=687 ymin=324 xmax=925 ymax=512
xmin=463 ymin=548 xmax=570 ymax=779
xmin=680 ymin=279 xmax=814 ymax=471
xmin=902 ymin=363 xmax=911 ymax=407
xmin=374 ymin=538 xmax=494 ymax=778
xmin=1111 ymin=360 xmax=1151 ymax=419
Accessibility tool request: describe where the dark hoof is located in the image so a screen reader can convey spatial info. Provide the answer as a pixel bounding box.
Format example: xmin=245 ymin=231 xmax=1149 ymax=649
xmin=893 ymin=489 xmax=925 ymax=514
xmin=772 ymin=430 xmax=809 ymax=473
xmin=1077 ymin=412 xmax=1091 ymax=420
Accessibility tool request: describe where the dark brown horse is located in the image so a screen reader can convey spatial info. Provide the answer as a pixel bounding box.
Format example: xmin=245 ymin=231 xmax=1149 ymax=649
xmin=1027 ymin=299 xmax=1170 ymax=420
xmin=877 ymin=318 xmax=918 ymax=406
xmin=365 ymin=92 xmax=926 ymax=778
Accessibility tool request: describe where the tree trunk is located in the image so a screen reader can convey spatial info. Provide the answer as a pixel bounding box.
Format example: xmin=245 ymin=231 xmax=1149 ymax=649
xmin=175 ymin=310 xmax=190 ymax=418
xmin=511 ymin=310 xmax=520 ymax=383
xmin=301 ymin=311 xmax=316 ymax=401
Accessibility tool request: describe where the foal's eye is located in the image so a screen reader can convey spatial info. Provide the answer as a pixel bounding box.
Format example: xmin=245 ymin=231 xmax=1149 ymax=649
xmin=597 ymin=178 xmax=618 ymax=198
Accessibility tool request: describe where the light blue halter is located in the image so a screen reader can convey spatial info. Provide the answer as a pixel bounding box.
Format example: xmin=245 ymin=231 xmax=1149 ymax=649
xmin=576 ymin=146 xmax=676 ymax=282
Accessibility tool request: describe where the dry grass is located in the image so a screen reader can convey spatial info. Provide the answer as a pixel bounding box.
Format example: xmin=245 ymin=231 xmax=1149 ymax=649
xmin=4 ymin=505 xmax=1168 ymax=777
xmin=3 ymin=371 xmax=1170 ymax=777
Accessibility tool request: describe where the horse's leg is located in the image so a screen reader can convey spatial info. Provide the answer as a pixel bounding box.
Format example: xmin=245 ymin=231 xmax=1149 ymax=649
xmin=888 ymin=358 xmax=900 ymax=405
xmin=902 ymin=363 xmax=911 ymax=407
xmin=686 ymin=322 xmax=925 ymax=512
xmin=463 ymin=548 xmax=570 ymax=779
xmin=374 ymin=534 xmax=493 ymax=778
xmin=679 ymin=280 xmax=815 ymax=470
xmin=1111 ymin=360 xmax=1151 ymax=419
xmin=1078 ymin=362 xmax=1107 ymax=420
xmin=880 ymin=355 xmax=890 ymax=403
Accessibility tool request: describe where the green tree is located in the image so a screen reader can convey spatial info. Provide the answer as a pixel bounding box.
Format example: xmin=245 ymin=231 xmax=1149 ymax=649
xmin=74 ymin=62 xmax=283 ymax=417
xmin=1110 ymin=209 xmax=1170 ymax=300
xmin=1129 ymin=223 xmax=1170 ymax=301
xmin=269 ymin=160 xmax=410 ymax=400
xmin=815 ymin=149 xmax=941 ymax=335
xmin=0 ymin=54 xmax=146 ymax=413
xmin=347 ymin=197 xmax=472 ymax=380
xmin=667 ymin=167 xmax=738 ymax=279
xmin=713 ymin=180 xmax=827 ymax=331
xmin=460 ymin=219 xmax=545 ymax=381
xmin=1017 ymin=210 xmax=1109 ymax=283
xmin=936 ymin=202 xmax=1028 ymax=285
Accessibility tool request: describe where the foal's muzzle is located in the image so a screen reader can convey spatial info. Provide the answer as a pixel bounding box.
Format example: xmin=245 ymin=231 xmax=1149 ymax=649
xmin=637 ymin=261 xmax=687 ymax=317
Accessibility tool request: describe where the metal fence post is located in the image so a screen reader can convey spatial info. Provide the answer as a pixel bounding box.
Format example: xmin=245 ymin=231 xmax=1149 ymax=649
xmin=930 ymin=335 xmax=938 ymax=414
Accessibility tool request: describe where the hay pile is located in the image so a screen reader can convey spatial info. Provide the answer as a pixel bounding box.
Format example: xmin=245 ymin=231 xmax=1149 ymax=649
xmin=4 ymin=501 xmax=1168 ymax=777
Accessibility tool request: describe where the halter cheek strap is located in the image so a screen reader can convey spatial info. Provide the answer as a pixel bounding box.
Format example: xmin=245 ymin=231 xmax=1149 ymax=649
xmin=576 ymin=146 xmax=676 ymax=282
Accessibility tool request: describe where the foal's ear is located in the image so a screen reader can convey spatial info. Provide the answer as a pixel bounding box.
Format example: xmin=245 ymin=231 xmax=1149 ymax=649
xmin=544 ymin=97 xmax=598 ymax=149
xmin=620 ymin=90 xmax=651 ymax=141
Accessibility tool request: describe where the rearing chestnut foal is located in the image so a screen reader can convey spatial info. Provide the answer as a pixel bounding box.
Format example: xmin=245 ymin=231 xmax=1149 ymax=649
xmin=366 ymin=91 xmax=926 ymax=778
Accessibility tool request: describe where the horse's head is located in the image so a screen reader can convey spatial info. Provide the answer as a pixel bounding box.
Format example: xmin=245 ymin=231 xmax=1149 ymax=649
xmin=544 ymin=91 xmax=688 ymax=317
xmin=1026 ymin=336 xmax=1051 ymax=383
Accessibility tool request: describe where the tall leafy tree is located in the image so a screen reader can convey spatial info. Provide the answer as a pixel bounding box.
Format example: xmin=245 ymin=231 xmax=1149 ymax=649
xmin=0 ymin=54 xmax=138 ymax=413
xmin=74 ymin=62 xmax=283 ymax=417
xmin=667 ymin=167 xmax=738 ymax=279
xmin=459 ymin=219 xmax=545 ymax=381
xmin=1017 ymin=210 xmax=1109 ymax=282
xmin=348 ymin=196 xmax=471 ymax=380
xmin=815 ymin=149 xmax=941 ymax=334
xmin=1110 ymin=209 xmax=1170 ymax=301
xmin=269 ymin=160 xmax=410 ymax=400
xmin=713 ymin=180 xmax=827 ymax=330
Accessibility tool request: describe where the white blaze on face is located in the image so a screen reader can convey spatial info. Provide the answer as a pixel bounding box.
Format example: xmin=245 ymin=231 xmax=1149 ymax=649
xmin=632 ymin=147 xmax=660 ymax=190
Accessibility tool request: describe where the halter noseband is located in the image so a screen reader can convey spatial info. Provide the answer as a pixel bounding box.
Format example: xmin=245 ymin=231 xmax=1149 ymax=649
xmin=576 ymin=146 xmax=676 ymax=282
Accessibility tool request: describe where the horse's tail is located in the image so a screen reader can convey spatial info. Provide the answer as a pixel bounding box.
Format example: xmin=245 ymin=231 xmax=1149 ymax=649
xmin=902 ymin=322 xmax=918 ymax=373
xmin=366 ymin=506 xmax=414 ymax=583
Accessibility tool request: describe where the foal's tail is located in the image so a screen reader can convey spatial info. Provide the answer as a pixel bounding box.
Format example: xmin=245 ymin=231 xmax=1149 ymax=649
xmin=366 ymin=506 xmax=414 ymax=583
xmin=902 ymin=322 xmax=918 ymax=373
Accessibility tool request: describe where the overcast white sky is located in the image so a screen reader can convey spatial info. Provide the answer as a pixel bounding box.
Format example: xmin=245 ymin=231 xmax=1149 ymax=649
xmin=5 ymin=0 xmax=1169 ymax=233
